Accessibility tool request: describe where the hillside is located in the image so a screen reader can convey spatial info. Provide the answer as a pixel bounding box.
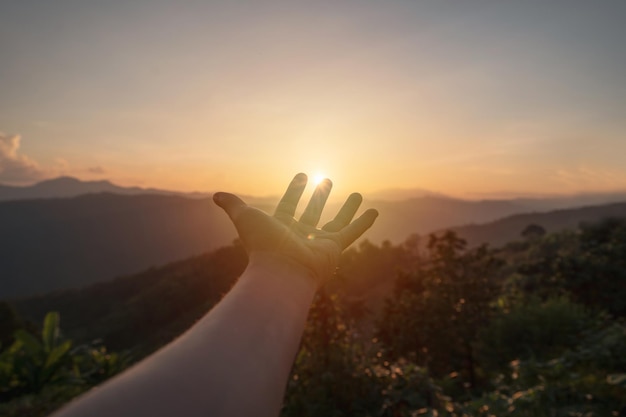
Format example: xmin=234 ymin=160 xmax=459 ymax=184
xmin=8 ymin=240 xmax=407 ymax=353
xmin=0 ymin=192 xmax=530 ymax=298
xmin=11 ymin=245 xmax=247 ymax=353
xmin=452 ymin=201 xmax=626 ymax=247
xmin=367 ymin=196 xmax=525 ymax=243
xmin=0 ymin=193 xmax=241 ymax=298
xmin=0 ymin=177 xmax=189 ymax=201
xmin=12 ymin=207 xmax=626 ymax=356
xmin=2 ymin=189 xmax=626 ymax=298
xmin=7 ymin=218 xmax=626 ymax=417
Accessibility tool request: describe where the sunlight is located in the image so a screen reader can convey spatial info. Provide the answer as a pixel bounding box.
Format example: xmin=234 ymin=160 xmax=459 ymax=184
xmin=313 ymin=173 xmax=326 ymax=185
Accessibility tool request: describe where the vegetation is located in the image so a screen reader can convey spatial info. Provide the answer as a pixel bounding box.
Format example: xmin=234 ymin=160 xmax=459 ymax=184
xmin=0 ymin=312 xmax=124 ymax=416
xmin=283 ymin=217 xmax=626 ymax=416
xmin=2 ymin=218 xmax=626 ymax=415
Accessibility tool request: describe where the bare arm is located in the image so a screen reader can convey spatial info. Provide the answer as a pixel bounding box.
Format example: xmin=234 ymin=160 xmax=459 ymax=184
xmin=53 ymin=173 xmax=378 ymax=417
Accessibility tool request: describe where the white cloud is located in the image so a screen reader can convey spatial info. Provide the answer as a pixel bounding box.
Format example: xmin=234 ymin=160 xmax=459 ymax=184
xmin=0 ymin=132 xmax=46 ymax=184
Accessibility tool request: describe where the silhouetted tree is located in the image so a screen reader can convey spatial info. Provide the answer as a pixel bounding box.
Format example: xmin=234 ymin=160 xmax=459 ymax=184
xmin=378 ymin=231 xmax=502 ymax=388
xmin=521 ymin=223 xmax=546 ymax=240
xmin=554 ymin=218 xmax=626 ymax=316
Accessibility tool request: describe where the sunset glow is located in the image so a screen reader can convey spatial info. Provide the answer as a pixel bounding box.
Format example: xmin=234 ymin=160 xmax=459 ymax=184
xmin=1 ymin=2 xmax=625 ymax=198
xmin=313 ymin=174 xmax=326 ymax=186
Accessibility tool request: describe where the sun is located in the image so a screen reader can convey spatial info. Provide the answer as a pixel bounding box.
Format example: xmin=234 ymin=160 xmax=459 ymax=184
xmin=312 ymin=173 xmax=326 ymax=185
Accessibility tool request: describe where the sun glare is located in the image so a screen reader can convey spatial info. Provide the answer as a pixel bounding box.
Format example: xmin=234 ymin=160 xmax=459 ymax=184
xmin=313 ymin=173 xmax=326 ymax=185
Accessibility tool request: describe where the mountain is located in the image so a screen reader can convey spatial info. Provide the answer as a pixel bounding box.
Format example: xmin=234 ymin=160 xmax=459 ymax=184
xmin=512 ymin=192 xmax=626 ymax=212
xmin=5 ymin=177 xmax=626 ymax=211
xmin=366 ymin=196 xmax=526 ymax=244
xmin=367 ymin=187 xmax=447 ymax=201
xmin=11 ymin=204 xmax=626 ymax=354
xmin=465 ymin=190 xmax=626 ymax=212
xmin=8 ymin=200 xmax=626 ymax=353
xmin=0 ymin=192 xmax=529 ymax=298
xmin=450 ymin=201 xmax=626 ymax=248
xmin=0 ymin=177 xmax=208 ymax=201
xmin=2 ymin=187 xmax=626 ymax=298
xmin=0 ymin=193 xmax=242 ymax=298
xmin=10 ymin=245 xmax=247 ymax=352
xmin=372 ymin=187 xmax=626 ymax=211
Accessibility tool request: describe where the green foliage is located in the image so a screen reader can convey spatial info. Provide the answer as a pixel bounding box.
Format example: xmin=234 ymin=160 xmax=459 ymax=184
xmin=5 ymin=218 xmax=626 ymax=416
xmin=282 ymin=287 xmax=455 ymax=417
xmin=283 ymin=287 xmax=371 ymax=416
xmin=378 ymin=231 xmax=502 ymax=386
xmin=13 ymin=244 xmax=247 ymax=354
xmin=513 ymin=218 xmax=626 ymax=317
xmin=554 ymin=218 xmax=626 ymax=316
xmin=477 ymin=297 xmax=597 ymax=372
xmin=509 ymin=230 xmax=577 ymax=300
xmin=468 ymin=321 xmax=626 ymax=416
xmin=0 ymin=311 xmax=126 ymax=411
xmin=71 ymin=344 xmax=127 ymax=386
xmin=3 ymin=312 xmax=74 ymax=396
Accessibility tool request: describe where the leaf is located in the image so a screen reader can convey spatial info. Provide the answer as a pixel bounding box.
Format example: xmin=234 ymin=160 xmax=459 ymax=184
xmin=14 ymin=329 xmax=42 ymax=356
xmin=40 ymin=340 xmax=73 ymax=384
xmin=42 ymin=312 xmax=61 ymax=352
xmin=44 ymin=340 xmax=72 ymax=370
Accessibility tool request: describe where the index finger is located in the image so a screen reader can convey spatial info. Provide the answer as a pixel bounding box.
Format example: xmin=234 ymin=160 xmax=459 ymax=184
xmin=274 ymin=173 xmax=308 ymax=218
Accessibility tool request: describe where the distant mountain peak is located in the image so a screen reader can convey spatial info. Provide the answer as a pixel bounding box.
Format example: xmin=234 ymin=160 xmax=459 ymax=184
xmin=50 ymin=176 xmax=79 ymax=182
xmin=34 ymin=176 xmax=83 ymax=186
xmin=0 ymin=176 xmax=214 ymax=202
xmin=0 ymin=177 xmax=158 ymax=201
xmin=368 ymin=187 xmax=448 ymax=201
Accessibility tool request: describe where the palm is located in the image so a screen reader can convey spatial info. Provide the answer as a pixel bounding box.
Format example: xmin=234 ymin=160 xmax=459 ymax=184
xmin=214 ymin=173 xmax=378 ymax=284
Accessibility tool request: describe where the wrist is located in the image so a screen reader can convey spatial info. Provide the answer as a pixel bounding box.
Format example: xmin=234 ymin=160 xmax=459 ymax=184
xmin=246 ymin=252 xmax=319 ymax=293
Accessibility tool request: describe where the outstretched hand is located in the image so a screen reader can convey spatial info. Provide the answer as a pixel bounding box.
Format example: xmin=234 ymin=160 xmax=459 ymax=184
xmin=213 ymin=173 xmax=378 ymax=285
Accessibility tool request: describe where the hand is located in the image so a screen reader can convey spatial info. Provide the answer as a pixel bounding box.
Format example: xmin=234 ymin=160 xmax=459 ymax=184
xmin=213 ymin=173 xmax=378 ymax=285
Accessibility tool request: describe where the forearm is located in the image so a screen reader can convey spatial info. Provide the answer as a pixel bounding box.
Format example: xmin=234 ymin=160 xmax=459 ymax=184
xmin=195 ymin=253 xmax=317 ymax=416
xmin=53 ymin=254 xmax=317 ymax=417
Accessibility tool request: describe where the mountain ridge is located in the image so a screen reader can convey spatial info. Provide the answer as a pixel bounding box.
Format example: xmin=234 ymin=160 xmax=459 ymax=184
xmin=0 ymin=176 xmax=186 ymax=201
xmin=5 ymin=176 xmax=626 ymax=209
xmin=1 ymin=189 xmax=626 ymax=298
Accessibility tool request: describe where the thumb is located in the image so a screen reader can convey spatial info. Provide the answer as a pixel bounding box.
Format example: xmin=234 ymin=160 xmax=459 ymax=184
xmin=213 ymin=192 xmax=248 ymax=222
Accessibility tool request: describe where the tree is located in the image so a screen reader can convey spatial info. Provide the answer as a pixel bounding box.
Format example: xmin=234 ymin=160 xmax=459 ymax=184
xmin=521 ymin=223 xmax=546 ymax=240
xmin=514 ymin=218 xmax=626 ymax=317
xmin=378 ymin=231 xmax=502 ymax=388
xmin=554 ymin=218 xmax=626 ymax=317
xmin=282 ymin=286 xmax=373 ymax=416
xmin=476 ymin=297 xmax=597 ymax=372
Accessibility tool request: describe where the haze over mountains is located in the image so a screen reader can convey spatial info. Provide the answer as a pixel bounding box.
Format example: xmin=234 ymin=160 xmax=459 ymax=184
xmin=2 ymin=177 xmax=626 ymax=298
xmin=0 ymin=177 xmax=204 ymax=201
xmin=3 ymin=177 xmax=626 ymax=208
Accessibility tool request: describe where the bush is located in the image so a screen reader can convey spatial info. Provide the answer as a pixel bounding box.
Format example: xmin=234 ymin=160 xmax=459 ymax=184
xmin=0 ymin=312 xmax=127 ymax=414
xmin=477 ymin=297 xmax=597 ymax=373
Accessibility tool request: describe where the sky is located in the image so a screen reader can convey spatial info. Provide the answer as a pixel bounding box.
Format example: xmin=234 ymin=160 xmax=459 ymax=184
xmin=1 ymin=0 xmax=626 ymax=198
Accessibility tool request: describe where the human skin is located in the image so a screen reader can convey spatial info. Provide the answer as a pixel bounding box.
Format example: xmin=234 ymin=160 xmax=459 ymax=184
xmin=53 ymin=173 xmax=378 ymax=417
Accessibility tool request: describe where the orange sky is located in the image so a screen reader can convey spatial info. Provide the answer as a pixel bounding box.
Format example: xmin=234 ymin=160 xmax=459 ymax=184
xmin=1 ymin=1 xmax=626 ymax=198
